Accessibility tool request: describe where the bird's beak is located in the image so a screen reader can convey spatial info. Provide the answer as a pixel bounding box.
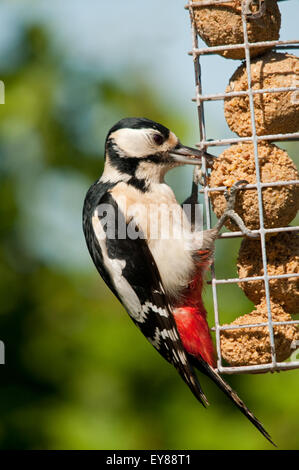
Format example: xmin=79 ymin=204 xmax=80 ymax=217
xmin=168 ymin=143 xmax=215 ymax=166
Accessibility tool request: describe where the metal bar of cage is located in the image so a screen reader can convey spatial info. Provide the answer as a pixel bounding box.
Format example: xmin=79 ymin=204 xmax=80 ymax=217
xmin=189 ymin=39 xmax=299 ymax=55
xmin=186 ymin=0 xmax=299 ymax=374
xmin=186 ymin=0 xmax=290 ymax=7
xmin=218 ymin=225 xmax=299 ymax=239
xmin=194 ymin=86 xmax=299 ymax=102
xmin=213 ymin=319 xmax=299 ymax=330
xmin=214 ymin=272 xmax=299 ymax=284
xmin=194 ymin=133 xmax=299 ymax=146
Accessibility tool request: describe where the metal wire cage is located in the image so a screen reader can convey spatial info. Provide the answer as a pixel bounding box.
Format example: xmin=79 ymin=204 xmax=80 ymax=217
xmin=185 ymin=0 xmax=299 ymax=374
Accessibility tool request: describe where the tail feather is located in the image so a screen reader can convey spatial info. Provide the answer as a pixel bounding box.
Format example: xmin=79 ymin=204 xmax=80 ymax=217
xmin=193 ymin=356 xmax=276 ymax=447
xmin=177 ymin=362 xmax=210 ymax=408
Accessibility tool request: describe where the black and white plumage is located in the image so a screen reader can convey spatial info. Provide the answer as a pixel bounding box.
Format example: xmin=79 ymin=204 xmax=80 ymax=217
xmin=84 ymin=188 xmax=206 ymax=403
xmin=83 ymin=118 xmax=209 ymax=405
xmin=82 ymin=117 xmax=274 ymax=445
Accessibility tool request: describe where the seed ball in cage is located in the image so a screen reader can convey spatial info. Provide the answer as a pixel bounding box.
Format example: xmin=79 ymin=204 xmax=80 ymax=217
xmin=192 ymin=0 xmax=281 ymax=60
xmin=224 ymin=52 xmax=299 ymax=136
xmin=237 ymin=231 xmax=299 ymax=314
xmin=220 ymin=301 xmax=299 ymax=367
xmin=209 ymin=142 xmax=299 ymax=231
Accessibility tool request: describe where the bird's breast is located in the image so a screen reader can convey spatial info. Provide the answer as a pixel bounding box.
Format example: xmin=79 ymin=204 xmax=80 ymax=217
xmin=109 ymin=181 xmax=196 ymax=300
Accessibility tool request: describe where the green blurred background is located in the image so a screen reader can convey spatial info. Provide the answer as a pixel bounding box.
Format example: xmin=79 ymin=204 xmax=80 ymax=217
xmin=0 ymin=0 xmax=298 ymax=450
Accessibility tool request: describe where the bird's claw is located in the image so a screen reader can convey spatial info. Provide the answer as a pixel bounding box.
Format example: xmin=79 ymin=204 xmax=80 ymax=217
xmin=215 ymin=180 xmax=259 ymax=238
xmin=243 ymin=0 xmax=266 ymax=20
xmin=224 ymin=180 xmax=248 ymax=208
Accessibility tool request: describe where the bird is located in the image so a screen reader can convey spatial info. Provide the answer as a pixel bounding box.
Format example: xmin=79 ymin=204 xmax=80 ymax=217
xmin=82 ymin=117 xmax=274 ymax=446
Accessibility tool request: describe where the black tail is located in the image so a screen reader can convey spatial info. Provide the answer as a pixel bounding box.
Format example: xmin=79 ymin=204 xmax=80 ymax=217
xmin=192 ymin=356 xmax=276 ymax=447
xmin=176 ymin=359 xmax=210 ymax=408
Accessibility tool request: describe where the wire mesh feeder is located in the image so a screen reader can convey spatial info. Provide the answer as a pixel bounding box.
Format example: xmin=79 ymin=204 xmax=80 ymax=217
xmin=185 ymin=0 xmax=299 ymax=374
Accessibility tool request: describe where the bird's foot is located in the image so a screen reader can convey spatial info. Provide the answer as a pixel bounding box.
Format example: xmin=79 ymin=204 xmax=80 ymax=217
xmin=214 ymin=180 xmax=259 ymax=238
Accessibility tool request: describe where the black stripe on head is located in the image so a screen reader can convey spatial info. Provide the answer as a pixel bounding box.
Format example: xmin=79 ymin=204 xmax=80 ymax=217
xmin=105 ymin=141 xmax=148 ymax=192
xmin=106 ymin=138 xmax=140 ymax=177
xmin=107 ymin=117 xmax=170 ymax=141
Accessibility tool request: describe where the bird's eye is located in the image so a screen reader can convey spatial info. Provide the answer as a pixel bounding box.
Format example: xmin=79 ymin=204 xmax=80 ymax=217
xmin=153 ymin=134 xmax=164 ymax=146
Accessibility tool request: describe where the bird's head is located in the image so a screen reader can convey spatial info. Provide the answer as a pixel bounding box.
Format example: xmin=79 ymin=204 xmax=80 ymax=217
xmin=102 ymin=117 xmax=214 ymax=187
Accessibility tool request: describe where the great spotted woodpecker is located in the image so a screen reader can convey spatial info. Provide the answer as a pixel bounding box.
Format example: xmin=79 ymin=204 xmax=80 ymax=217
xmin=82 ymin=117 xmax=274 ymax=445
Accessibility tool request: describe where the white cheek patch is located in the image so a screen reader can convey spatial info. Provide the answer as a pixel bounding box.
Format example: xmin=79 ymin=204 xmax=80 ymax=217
xmin=110 ymin=128 xmax=156 ymax=158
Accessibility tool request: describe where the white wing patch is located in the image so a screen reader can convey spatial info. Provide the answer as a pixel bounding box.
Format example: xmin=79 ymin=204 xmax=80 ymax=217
xmin=142 ymin=301 xmax=169 ymax=318
xmin=92 ymin=208 xmax=168 ymax=324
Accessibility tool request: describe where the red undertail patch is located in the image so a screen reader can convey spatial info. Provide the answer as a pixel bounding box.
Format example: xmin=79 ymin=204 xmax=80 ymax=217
xmin=173 ymin=250 xmax=216 ymax=367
